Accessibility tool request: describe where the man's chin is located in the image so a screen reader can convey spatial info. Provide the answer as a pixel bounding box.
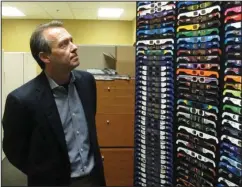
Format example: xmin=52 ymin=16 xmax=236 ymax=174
xmin=71 ymin=60 xmax=80 ymax=69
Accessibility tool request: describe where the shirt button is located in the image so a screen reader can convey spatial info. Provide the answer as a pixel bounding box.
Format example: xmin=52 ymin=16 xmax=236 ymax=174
xmin=76 ymin=131 xmax=79 ymax=135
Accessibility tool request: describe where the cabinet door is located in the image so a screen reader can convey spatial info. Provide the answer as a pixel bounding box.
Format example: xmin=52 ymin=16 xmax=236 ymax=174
xmin=101 ymin=148 xmax=134 ymax=186
xmin=23 ymin=52 xmax=37 ymax=83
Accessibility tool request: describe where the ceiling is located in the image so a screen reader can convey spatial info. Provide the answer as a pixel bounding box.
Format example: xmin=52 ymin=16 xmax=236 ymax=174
xmin=2 ymin=2 xmax=136 ymax=21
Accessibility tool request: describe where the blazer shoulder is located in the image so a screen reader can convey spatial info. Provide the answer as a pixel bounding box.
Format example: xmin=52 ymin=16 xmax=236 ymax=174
xmin=73 ymin=70 xmax=95 ymax=81
xmin=7 ymin=76 xmax=39 ymax=102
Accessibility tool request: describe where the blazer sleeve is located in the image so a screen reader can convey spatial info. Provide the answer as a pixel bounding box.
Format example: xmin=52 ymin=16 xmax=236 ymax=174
xmin=2 ymin=93 xmax=31 ymax=174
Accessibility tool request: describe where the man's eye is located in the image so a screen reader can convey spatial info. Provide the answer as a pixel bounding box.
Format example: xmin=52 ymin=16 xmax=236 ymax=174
xmin=60 ymin=41 xmax=69 ymax=48
xmin=60 ymin=44 xmax=66 ymax=48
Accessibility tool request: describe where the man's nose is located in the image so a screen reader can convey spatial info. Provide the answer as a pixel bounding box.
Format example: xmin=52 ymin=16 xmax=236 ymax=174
xmin=71 ymin=43 xmax=77 ymax=52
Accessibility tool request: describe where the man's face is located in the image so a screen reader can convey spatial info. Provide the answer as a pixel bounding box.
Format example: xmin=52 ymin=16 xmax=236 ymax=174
xmin=43 ymin=27 xmax=79 ymax=72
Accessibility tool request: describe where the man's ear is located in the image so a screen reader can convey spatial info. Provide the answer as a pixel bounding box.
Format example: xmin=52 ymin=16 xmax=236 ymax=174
xmin=39 ymin=52 xmax=51 ymax=65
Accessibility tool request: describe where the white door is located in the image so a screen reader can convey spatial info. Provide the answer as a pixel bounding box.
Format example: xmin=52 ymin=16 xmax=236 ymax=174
xmin=2 ymin=52 xmax=24 ymax=160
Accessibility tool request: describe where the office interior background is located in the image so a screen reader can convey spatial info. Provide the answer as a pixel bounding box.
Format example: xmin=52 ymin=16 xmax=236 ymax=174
xmin=2 ymin=2 xmax=136 ymax=186
xmin=2 ymin=1 xmax=242 ymax=187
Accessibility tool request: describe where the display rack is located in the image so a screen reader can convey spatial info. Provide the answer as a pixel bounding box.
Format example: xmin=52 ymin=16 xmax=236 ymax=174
xmin=134 ymin=1 xmax=242 ymax=187
xmin=135 ymin=1 xmax=176 ymax=186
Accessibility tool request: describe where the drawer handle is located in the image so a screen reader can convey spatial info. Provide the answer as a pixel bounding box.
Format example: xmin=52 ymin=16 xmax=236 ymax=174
xmin=107 ymin=87 xmax=110 ymax=91
xmin=102 ymin=155 xmax=104 ymax=161
xmin=106 ymin=120 xmax=110 ymax=125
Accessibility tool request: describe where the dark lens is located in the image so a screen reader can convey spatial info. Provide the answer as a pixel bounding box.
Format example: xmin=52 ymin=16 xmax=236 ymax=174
xmin=194 ymin=11 xmax=198 ymax=16
xmin=200 ymin=64 xmax=205 ymax=69
xmin=192 ymin=77 xmax=197 ymax=82
xmin=191 ymin=108 xmax=196 ymax=113
xmin=201 ymin=10 xmax=206 ymax=14
xmin=199 ymin=132 xmax=203 ymax=137
xmin=200 ymin=3 xmax=205 ymax=8
xmin=192 ymin=130 xmax=196 ymax=134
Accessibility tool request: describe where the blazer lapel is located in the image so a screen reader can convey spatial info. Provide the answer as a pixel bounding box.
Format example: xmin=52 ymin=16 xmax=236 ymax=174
xmin=35 ymin=71 xmax=69 ymax=160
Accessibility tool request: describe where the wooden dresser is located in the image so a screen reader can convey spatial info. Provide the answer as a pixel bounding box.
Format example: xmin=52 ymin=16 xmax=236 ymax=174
xmin=95 ymin=78 xmax=135 ymax=186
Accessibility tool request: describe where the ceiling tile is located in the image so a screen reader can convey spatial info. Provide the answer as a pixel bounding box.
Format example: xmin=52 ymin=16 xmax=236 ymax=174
xmin=37 ymin=2 xmax=74 ymax=19
xmin=72 ymin=8 xmax=98 ymax=20
xmin=68 ymin=2 xmax=100 ymax=9
xmin=3 ymin=2 xmax=40 ymax=8
xmin=2 ymin=2 xmax=50 ymax=19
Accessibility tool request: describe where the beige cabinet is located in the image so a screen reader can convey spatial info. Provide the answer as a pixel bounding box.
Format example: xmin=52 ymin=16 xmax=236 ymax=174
xmin=1 ymin=52 xmax=37 ymax=160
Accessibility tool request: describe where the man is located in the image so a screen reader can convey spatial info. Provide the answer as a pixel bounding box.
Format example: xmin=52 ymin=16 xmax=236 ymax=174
xmin=2 ymin=20 xmax=106 ymax=187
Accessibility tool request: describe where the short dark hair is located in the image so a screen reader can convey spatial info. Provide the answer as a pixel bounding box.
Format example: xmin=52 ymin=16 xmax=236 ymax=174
xmin=30 ymin=20 xmax=63 ymax=69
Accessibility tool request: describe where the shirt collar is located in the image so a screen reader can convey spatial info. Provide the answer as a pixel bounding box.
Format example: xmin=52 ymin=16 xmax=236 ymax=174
xmin=45 ymin=71 xmax=76 ymax=90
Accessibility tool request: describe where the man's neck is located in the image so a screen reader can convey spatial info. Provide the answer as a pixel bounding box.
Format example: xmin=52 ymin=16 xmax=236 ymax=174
xmin=45 ymin=69 xmax=71 ymax=85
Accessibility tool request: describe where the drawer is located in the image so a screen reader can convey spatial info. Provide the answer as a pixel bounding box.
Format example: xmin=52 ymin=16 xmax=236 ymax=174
xmin=97 ymin=88 xmax=135 ymax=98
xmin=114 ymin=79 xmax=135 ymax=90
xmin=96 ymin=85 xmax=116 ymax=98
xmin=101 ymin=148 xmax=134 ymax=186
xmin=96 ymin=79 xmax=135 ymax=88
xmin=96 ymin=79 xmax=135 ymax=97
xmin=96 ymin=80 xmax=116 ymax=87
xmin=97 ymin=104 xmax=134 ymax=114
xmin=113 ymin=88 xmax=135 ymax=97
xmin=96 ymin=114 xmax=134 ymax=147
xmin=97 ymin=96 xmax=135 ymax=107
